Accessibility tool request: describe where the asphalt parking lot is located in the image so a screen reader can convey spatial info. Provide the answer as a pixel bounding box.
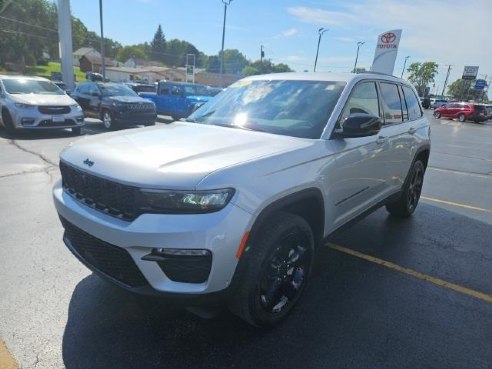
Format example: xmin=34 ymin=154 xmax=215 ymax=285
xmin=0 ymin=111 xmax=491 ymax=368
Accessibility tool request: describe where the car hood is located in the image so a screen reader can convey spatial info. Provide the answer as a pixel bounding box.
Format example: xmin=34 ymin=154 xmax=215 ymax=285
xmin=60 ymin=122 xmax=312 ymax=189
xmin=10 ymin=94 xmax=75 ymax=106
xmin=108 ymin=96 xmax=152 ymax=104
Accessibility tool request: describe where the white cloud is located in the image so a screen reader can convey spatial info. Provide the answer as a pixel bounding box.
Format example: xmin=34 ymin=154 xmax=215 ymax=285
xmin=288 ymin=6 xmax=358 ymax=28
xmin=282 ymin=28 xmax=298 ymax=37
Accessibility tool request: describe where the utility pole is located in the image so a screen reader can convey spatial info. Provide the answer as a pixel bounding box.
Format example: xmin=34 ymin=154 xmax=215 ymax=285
xmin=401 ymin=56 xmax=410 ymax=78
xmin=99 ymin=0 xmax=106 ymax=81
xmin=352 ymin=41 xmax=364 ymax=73
xmin=441 ymin=65 xmax=452 ymax=98
xmin=219 ymin=0 xmax=233 ymax=87
xmin=260 ymin=45 xmax=264 ymax=63
xmin=57 ymin=0 xmax=74 ymax=91
xmin=314 ymin=28 xmax=328 ymax=72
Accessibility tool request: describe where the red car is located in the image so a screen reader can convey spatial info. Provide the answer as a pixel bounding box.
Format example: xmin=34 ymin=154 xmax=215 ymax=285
xmin=433 ymin=102 xmax=489 ymax=122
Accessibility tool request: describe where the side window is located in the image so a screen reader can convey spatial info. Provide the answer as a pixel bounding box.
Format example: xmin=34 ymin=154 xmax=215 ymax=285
xmin=399 ymin=85 xmax=409 ymax=122
xmin=338 ymin=81 xmax=380 ymax=126
xmin=402 ymin=85 xmax=422 ymax=121
xmin=379 ymin=82 xmax=403 ymax=124
xmin=159 ymin=84 xmax=170 ymax=95
xmin=171 ymin=85 xmax=182 ymax=96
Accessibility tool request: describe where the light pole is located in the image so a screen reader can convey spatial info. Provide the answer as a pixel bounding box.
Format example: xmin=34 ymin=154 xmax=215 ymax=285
xmin=352 ymin=41 xmax=364 ymax=73
xmin=401 ymin=55 xmax=410 ymax=78
xmin=314 ymin=27 xmax=328 ymax=72
xmin=99 ymin=0 xmax=105 ymax=81
xmin=220 ymin=0 xmax=233 ymax=87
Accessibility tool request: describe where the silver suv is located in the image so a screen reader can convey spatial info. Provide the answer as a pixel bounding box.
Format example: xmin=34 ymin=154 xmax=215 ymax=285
xmin=53 ymin=72 xmax=430 ymax=327
xmin=0 ymin=75 xmax=85 ymax=135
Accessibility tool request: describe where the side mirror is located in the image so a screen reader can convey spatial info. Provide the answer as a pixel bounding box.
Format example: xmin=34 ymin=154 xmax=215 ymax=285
xmin=334 ymin=114 xmax=382 ymax=138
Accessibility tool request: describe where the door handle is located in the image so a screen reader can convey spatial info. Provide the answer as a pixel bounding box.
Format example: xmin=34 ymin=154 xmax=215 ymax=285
xmin=376 ymin=136 xmax=387 ymax=145
xmin=408 ymin=127 xmax=417 ymax=134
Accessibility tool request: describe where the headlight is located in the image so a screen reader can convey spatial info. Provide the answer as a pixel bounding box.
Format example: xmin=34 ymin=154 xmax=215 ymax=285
xmin=14 ymin=103 xmax=36 ymax=109
xmin=70 ymin=104 xmax=82 ymax=111
xmin=137 ymin=188 xmax=235 ymax=213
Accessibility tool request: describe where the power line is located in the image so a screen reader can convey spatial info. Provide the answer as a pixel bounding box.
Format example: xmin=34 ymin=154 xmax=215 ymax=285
xmin=0 ymin=27 xmax=52 ymax=39
xmin=0 ymin=15 xmax=58 ymax=33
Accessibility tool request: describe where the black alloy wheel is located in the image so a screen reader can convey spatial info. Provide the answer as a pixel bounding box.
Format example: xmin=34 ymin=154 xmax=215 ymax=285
xmin=228 ymin=212 xmax=314 ymax=327
xmin=386 ymin=160 xmax=425 ymax=218
xmin=102 ymin=110 xmax=114 ymax=130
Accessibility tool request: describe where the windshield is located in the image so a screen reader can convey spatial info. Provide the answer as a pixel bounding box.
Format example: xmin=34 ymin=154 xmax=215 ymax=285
xmin=2 ymin=79 xmax=64 ymax=95
xmin=183 ymin=84 xmax=209 ymax=97
xmin=100 ymin=84 xmax=138 ymax=97
xmin=188 ymin=79 xmax=346 ymax=139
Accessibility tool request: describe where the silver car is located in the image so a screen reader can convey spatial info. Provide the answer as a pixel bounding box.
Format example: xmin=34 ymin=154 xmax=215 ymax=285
xmin=0 ymin=75 xmax=85 ymax=135
xmin=53 ymin=72 xmax=431 ymax=327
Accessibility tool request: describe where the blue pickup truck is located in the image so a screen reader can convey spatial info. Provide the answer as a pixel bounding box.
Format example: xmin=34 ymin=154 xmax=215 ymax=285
xmin=139 ymin=81 xmax=214 ymax=120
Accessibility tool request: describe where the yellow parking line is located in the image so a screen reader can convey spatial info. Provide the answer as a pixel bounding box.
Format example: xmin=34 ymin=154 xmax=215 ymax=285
xmin=327 ymin=243 xmax=492 ymax=304
xmin=421 ymin=196 xmax=492 ymax=213
xmin=0 ymin=340 xmax=18 ymax=369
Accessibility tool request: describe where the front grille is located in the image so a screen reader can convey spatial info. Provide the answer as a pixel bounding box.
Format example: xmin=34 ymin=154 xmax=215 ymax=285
xmin=60 ymin=161 xmax=139 ymax=221
xmin=127 ymin=103 xmax=154 ymax=111
xmin=61 ymin=217 xmax=149 ymax=288
xmin=39 ymin=119 xmax=76 ymax=127
xmin=39 ymin=105 xmax=71 ymax=114
xmin=156 ymin=255 xmax=212 ymax=283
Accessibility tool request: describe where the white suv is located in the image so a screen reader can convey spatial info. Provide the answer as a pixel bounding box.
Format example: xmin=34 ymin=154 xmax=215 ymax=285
xmin=0 ymin=75 xmax=85 ymax=135
xmin=53 ymin=72 xmax=430 ymax=327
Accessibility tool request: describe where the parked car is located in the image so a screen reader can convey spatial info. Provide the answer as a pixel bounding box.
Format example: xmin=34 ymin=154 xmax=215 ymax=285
xmin=125 ymin=82 xmax=157 ymax=94
xmin=433 ymin=102 xmax=489 ymax=123
xmin=53 ymin=72 xmax=430 ymax=327
xmin=0 ymin=75 xmax=84 ymax=134
xmin=71 ymin=82 xmax=157 ymax=130
xmin=139 ymin=81 xmax=211 ymax=120
xmin=430 ymin=98 xmax=448 ymax=109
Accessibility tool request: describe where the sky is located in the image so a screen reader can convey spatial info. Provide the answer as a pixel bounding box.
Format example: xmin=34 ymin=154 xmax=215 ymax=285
xmin=66 ymin=0 xmax=492 ymax=93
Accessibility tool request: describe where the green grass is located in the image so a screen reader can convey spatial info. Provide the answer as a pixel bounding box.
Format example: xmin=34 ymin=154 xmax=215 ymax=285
xmin=3 ymin=62 xmax=86 ymax=82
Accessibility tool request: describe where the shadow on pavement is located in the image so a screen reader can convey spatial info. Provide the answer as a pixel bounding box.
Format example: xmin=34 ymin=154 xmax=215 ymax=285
xmin=62 ymin=205 xmax=492 ymax=369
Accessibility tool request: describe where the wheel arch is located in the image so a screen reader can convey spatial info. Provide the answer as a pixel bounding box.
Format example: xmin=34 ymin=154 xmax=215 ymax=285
xmin=248 ymin=187 xmax=325 ymax=252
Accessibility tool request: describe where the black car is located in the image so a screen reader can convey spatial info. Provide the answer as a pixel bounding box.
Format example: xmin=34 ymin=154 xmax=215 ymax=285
xmin=71 ymin=82 xmax=157 ymax=130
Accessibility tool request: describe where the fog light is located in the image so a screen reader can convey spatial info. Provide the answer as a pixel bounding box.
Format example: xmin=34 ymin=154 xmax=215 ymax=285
xmin=142 ymin=248 xmax=211 ymax=261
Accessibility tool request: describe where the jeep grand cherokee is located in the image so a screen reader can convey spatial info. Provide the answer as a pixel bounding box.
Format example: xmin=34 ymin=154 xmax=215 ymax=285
xmin=53 ymin=72 xmax=430 ymax=327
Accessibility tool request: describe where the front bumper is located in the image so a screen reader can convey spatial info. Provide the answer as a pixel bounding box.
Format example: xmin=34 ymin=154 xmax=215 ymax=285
xmin=53 ymin=179 xmax=252 ymax=296
xmin=112 ymin=109 xmax=157 ymax=125
xmin=11 ymin=108 xmax=84 ymax=130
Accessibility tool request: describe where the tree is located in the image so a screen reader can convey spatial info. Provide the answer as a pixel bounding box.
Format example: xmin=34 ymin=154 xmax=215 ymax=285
xmin=116 ymin=46 xmax=147 ymax=62
xmin=206 ymin=56 xmax=221 ymax=73
xmin=406 ymin=62 xmax=438 ymax=97
xmin=150 ymin=24 xmax=166 ymax=62
xmin=217 ymin=49 xmax=248 ymax=74
xmin=447 ymin=79 xmax=487 ymax=101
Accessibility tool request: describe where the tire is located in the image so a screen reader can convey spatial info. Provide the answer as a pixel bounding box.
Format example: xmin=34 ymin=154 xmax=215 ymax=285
xmin=1 ymin=109 xmax=15 ymax=133
xmin=433 ymin=111 xmax=441 ymax=119
xmin=386 ymin=160 xmax=425 ymax=218
xmin=102 ymin=110 xmax=114 ymax=130
xmin=228 ymin=212 xmax=314 ymax=328
xmin=71 ymin=127 xmax=82 ymax=135
xmin=458 ymin=114 xmax=466 ymax=122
